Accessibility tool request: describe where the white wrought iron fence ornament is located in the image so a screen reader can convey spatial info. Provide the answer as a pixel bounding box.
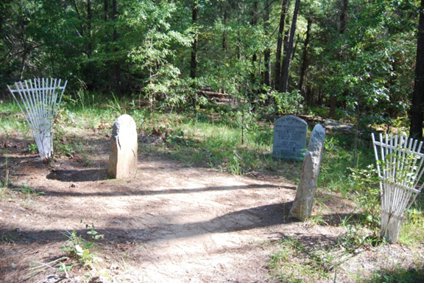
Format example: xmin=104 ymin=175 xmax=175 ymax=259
xmin=371 ymin=133 xmax=424 ymax=243
xmin=7 ymin=78 xmax=67 ymax=161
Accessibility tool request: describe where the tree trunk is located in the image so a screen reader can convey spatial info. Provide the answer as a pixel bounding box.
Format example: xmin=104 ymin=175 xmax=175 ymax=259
xmin=274 ymin=0 xmax=289 ymax=90
xmin=104 ymin=0 xmax=109 ymax=21
xmin=190 ymin=0 xmax=198 ymax=79
xmin=262 ymin=0 xmax=271 ymax=86
xmin=298 ymin=18 xmax=312 ymax=96
xmin=409 ymin=0 xmax=424 ymax=141
xmin=281 ymin=0 xmax=300 ymax=92
xmin=250 ymin=1 xmax=258 ymax=89
xmin=222 ymin=4 xmax=228 ymax=51
xmin=339 ymin=0 xmax=348 ymax=34
xmin=291 ymin=34 xmax=300 ymax=61
xmin=18 ymin=3 xmax=28 ymax=80
xmin=330 ymin=0 xmax=349 ymax=117
xmin=87 ymin=0 xmax=92 ymax=56
xmin=85 ymin=0 xmax=93 ymax=90
xmin=111 ymin=0 xmax=121 ymax=94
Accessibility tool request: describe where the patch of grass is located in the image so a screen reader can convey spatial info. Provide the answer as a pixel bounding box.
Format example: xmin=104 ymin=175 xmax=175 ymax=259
xmin=1 ymin=183 xmax=45 ymax=203
xmin=399 ymin=207 xmax=424 ymax=246
xmin=368 ymin=267 xmax=424 ymax=283
xmin=0 ymin=101 xmax=29 ymax=134
xmin=319 ymin=133 xmax=375 ymax=194
xmin=19 ymin=185 xmax=45 ymax=196
xmin=337 ymin=222 xmax=383 ymax=254
xmin=138 ymin=111 xmax=302 ymax=181
xmin=269 ymin=237 xmax=333 ymax=282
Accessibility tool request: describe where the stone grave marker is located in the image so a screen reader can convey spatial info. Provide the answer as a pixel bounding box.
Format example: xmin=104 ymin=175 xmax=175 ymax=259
xmin=108 ymin=114 xmax=138 ymax=179
xmin=290 ymin=124 xmax=326 ymax=220
xmin=272 ymin=115 xmax=307 ymax=161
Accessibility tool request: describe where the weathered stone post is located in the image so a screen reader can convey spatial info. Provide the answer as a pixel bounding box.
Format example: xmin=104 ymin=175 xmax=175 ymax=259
xmin=108 ymin=114 xmax=138 ymax=179
xmin=290 ymin=124 xmax=326 ymax=220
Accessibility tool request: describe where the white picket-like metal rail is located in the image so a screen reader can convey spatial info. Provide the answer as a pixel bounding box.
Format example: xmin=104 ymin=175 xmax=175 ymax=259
xmin=7 ymin=78 xmax=67 ymax=161
xmin=372 ymin=133 xmax=424 ymax=242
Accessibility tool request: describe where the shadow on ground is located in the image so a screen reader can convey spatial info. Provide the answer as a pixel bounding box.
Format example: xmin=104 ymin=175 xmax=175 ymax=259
xmin=0 ymin=200 xmax=356 ymax=246
xmin=46 ymin=169 xmax=108 ymax=182
xmin=37 ymin=183 xmax=289 ymax=197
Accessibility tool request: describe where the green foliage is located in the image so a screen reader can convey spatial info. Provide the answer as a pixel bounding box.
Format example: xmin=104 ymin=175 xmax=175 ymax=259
xmin=61 ymin=225 xmax=103 ymax=268
xmin=270 ymin=90 xmax=304 ymax=115
xmin=228 ymin=150 xmax=242 ymax=175
xmin=0 ymin=0 xmax=420 ymax=127
xmin=62 ymin=231 xmax=95 ymax=267
xmin=348 ymin=165 xmax=381 ymax=228
xmin=125 ymin=1 xmax=191 ymax=106
xmin=27 ymin=143 xmax=38 ymax=154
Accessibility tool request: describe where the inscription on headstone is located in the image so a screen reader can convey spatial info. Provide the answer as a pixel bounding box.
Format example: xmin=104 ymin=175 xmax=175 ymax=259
xmin=272 ymin=115 xmax=307 ymax=161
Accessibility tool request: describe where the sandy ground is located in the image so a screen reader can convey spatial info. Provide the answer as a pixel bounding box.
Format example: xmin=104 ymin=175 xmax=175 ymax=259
xmin=0 ymin=133 xmax=423 ymax=282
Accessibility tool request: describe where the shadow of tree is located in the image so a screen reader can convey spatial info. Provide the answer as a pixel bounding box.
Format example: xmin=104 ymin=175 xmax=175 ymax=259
xmin=0 ymin=201 xmax=359 ymax=246
xmin=37 ymin=183 xmax=287 ymax=197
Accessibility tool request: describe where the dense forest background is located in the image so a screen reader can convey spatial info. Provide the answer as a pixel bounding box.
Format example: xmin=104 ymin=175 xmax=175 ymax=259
xmin=0 ymin=0 xmax=423 ymax=138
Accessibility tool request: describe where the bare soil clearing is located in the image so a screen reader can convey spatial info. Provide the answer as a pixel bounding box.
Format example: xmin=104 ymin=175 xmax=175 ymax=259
xmin=0 ymin=132 xmax=423 ymax=282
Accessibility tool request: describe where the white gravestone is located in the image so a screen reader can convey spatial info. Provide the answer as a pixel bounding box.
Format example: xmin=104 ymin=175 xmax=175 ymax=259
xmin=108 ymin=114 xmax=138 ymax=179
xmin=290 ymin=124 xmax=326 ymax=220
xmin=272 ymin=115 xmax=307 ymax=161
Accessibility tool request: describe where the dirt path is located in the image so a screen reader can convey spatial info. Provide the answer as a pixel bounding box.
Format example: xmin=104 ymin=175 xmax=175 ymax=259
xmin=1 ymin=147 xmax=296 ymax=282
xmin=0 ymin=135 xmax=422 ymax=282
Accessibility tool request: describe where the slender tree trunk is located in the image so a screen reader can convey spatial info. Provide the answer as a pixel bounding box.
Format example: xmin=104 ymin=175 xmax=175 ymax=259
xmin=111 ymin=0 xmax=121 ymax=94
xmin=330 ymin=0 xmax=349 ymax=117
xmin=299 ymin=18 xmax=312 ymax=96
xmin=409 ymin=0 xmax=424 ymax=140
xmin=18 ymin=4 xmax=28 ymax=79
xmin=222 ymin=4 xmax=228 ymax=51
xmin=250 ymin=1 xmax=258 ymax=90
xmin=87 ymin=0 xmax=92 ymax=55
xmin=104 ymin=0 xmax=109 ymax=21
xmin=102 ymin=0 xmax=110 ymax=91
xmin=339 ymin=0 xmax=348 ymax=33
xmin=292 ymin=34 xmax=300 ymax=61
xmin=262 ymin=0 xmax=271 ymax=86
xmin=274 ymin=0 xmax=289 ymax=90
xmin=281 ymin=0 xmax=300 ymax=92
xmin=85 ymin=0 xmax=93 ymax=90
xmin=279 ymin=28 xmax=290 ymax=91
xmin=111 ymin=0 xmax=118 ymax=44
xmin=190 ymin=0 xmax=198 ymax=79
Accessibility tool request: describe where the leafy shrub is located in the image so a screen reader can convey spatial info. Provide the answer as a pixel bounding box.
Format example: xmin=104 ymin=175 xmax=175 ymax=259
xmin=270 ymin=90 xmax=304 ymax=115
xmin=348 ymin=165 xmax=381 ymax=227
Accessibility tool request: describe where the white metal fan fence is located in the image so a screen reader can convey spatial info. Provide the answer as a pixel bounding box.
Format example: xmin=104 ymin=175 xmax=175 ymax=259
xmin=7 ymin=78 xmax=67 ymax=161
xmin=371 ymin=133 xmax=424 ymax=243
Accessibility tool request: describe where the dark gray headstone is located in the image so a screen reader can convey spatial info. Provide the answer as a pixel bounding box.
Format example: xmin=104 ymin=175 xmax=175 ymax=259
xmin=272 ymin=115 xmax=307 ymax=161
